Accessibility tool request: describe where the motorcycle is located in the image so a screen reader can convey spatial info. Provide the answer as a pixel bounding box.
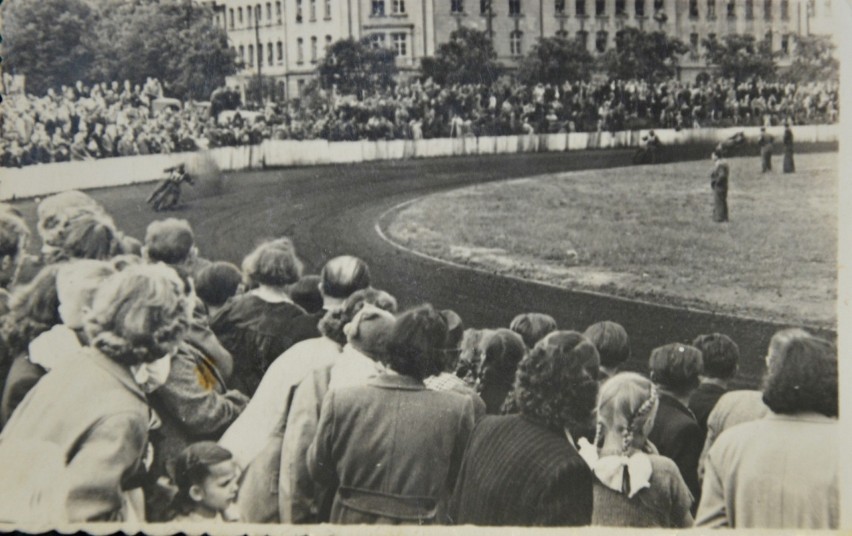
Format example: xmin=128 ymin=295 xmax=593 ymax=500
xmin=147 ymin=165 xmax=194 ymax=211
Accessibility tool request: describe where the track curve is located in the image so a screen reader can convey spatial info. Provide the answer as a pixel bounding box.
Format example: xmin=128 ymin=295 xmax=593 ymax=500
xmin=13 ymin=144 xmax=836 ymax=388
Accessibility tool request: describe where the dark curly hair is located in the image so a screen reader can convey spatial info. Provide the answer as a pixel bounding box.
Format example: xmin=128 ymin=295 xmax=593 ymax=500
xmin=762 ymin=333 xmax=837 ymax=417
xmin=0 ymin=265 xmax=62 ymax=357
xmin=508 ymin=331 xmax=600 ymax=433
xmin=384 ymin=304 xmax=447 ymax=381
xmin=318 ymin=288 xmax=397 ymax=346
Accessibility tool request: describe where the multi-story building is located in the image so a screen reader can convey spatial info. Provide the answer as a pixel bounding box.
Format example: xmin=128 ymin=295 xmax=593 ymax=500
xmin=211 ymin=0 xmax=835 ymax=97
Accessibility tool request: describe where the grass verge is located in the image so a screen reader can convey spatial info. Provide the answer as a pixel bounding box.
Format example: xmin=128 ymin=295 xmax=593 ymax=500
xmin=386 ymin=152 xmax=837 ymax=328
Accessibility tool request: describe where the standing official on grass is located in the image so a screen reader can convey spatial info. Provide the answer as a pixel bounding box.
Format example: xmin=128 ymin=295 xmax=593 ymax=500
xmin=711 ymin=150 xmax=729 ymax=223
xmin=757 ymin=127 xmax=774 ymax=173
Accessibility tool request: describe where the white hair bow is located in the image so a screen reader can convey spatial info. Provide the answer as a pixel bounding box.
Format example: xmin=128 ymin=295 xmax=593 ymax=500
xmin=577 ymin=437 xmax=653 ymax=499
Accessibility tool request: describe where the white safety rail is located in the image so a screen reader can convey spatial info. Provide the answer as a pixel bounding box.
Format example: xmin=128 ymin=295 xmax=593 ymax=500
xmin=0 ymin=124 xmax=836 ymax=201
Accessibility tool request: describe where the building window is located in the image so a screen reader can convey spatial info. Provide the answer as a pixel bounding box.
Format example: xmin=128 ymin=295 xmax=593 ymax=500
xmin=392 ymin=32 xmax=408 ymax=56
xmin=690 ymin=32 xmax=699 ymax=57
xmin=509 ymin=0 xmax=521 ymax=15
xmin=726 ymin=0 xmax=735 ymax=16
xmin=268 ymin=43 xmax=274 ymax=65
xmin=745 ymin=0 xmax=753 ymax=17
xmin=556 ymin=0 xmax=566 ymax=13
xmin=706 ymin=32 xmax=717 ymax=52
xmin=481 ymin=0 xmax=492 ymax=13
xmin=325 ymin=0 xmax=332 ymax=17
xmin=707 ymin=0 xmax=716 ymax=17
xmin=229 ymin=9 xmax=235 ymax=27
xmin=780 ymin=0 xmax=788 ymax=18
xmin=296 ymin=0 xmax=303 ymax=22
xmin=556 ymin=29 xmax=569 ymax=38
xmin=372 ymin=0 xmax=386 ymax=15
xmin=614 ymin=30 xmax=626 ymax=48
xmin=689 ymin=0 xmax=699 ymax=17
xmin=369 ymin=33 xmax=386 ymax=48
xmin=310 ymin=0 xmax=317 ymax=20
xmin=248 ymin=44 xmax=254 ymax=66
xmin=654 ymin=0 xmax=664 ymax=11
xmin=326 ymin=35 xmax=333 ymax=48
xmin=577 ymin=29 xmax=589 ymax=47
xmin=311 ymin=36 xmax=318 ymax=62
xmin=763 ymin=0 xmax=771 ymax=18
xmin=780 ymin=33 xmax=789 ymax=54
xmin=297 ymin=79 xmax=305 ymax=98
xmin=277 ymin=41 xmax=283 ymax=62
xmin=452 ymin=0 xmax=464 ymax=12
xmin=239 ymin=45 xmax=245 ymax=63
xmin=764 ymin=29 xmax=772 ymax=49
xmin=510 ymin=30 xmax=523 ymax=55
xmin=249 ymin=5 xmax=254 ymax=24
xmin=636 ymin=0 xmax=645 ymax=16
xmin=392 ymin=0 xmax=406 ymax=13
xmin=576 ymin=0 xmax=587 ymax=15
xmin=616 ymin=0 xmax=626 ymax=14
xmin=267 ymin=2 xmax=272 ymax=21
xmin=595 ymin=30 xmax=607 ymax=51
xmin=595 ymin=0 xmax=605 ymax=15
xmin=297 ymin=38 xmax=304 ymax=62
xmin=238 ymin=7 xmax=244 ymax=24
xmin=276 ymin=1 xmax=282 ymax=22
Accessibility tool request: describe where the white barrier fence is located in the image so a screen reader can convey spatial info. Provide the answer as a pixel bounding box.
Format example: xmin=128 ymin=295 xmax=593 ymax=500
xmin=0 ymin=124 xmax=837 ymax=201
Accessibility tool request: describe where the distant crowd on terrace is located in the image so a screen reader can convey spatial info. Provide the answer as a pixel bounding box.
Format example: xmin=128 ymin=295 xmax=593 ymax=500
xmin=0 ymin=75 xmax=838 ymax=168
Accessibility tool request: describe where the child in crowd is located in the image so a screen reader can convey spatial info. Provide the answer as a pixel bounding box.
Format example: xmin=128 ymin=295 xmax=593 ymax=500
xmin=194 ymin=261 xmax=243 ymax=318
xmin=579 ymin=372 xmax=693 ymax=528
xmin=584 ymin=321 xmax=631 ymax=382
xmin=169 ymin=442 xmax=241 ymax=523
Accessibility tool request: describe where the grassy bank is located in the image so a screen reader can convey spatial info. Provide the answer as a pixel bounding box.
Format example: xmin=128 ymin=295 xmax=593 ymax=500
xmin=386 ymin=152 xmax=837 ymax=328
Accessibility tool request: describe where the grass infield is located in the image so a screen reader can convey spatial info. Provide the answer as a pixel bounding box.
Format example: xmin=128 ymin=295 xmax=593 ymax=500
xmin=387 ymin=152 xmax=837 ymax=329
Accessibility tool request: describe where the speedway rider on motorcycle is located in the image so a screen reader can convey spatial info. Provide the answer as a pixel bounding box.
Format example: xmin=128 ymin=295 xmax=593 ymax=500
xmin=147 ymin=164 xmax=193 ymax=211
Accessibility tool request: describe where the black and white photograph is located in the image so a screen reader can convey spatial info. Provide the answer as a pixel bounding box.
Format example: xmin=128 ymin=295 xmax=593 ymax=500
xmin=0 ymin=0 xmax=847 ymax=532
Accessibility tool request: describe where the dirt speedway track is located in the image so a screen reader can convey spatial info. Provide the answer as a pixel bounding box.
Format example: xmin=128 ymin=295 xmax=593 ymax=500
xmin=14 ymin=141 xmax=836 ymax=389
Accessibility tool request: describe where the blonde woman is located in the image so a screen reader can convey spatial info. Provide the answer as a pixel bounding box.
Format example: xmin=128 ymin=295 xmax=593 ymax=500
xmin=579 ymin=372 xmax=693 ymax=528
xmin=0 ymin=263 xmax=191 ymax=523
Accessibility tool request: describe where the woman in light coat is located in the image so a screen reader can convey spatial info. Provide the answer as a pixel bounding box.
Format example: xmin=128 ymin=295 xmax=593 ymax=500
xmin=0 ymin=264 xmax=191 ymax=523
xmin=307 ymin=304 xmax=476 ymax=524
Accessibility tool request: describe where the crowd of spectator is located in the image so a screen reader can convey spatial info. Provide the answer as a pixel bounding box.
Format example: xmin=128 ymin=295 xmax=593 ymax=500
xmin=0 ymin=190 xmax=839 ymax=528
xmin=1 ymin=75 xmax=839 ymax=168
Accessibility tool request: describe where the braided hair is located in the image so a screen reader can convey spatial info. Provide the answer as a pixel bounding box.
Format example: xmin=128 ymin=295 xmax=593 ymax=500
xmin=595 ymin=372 xmax=660 ymax=456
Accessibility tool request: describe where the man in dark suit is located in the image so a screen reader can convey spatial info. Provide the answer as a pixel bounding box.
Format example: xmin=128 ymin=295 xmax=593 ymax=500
xmin=689 ymin=333 xmax=740 ymax=432
xmin=757 ymin=127 xmax=774 ymax=173
xmin=648 ymin=343 xmax=704 ymax=510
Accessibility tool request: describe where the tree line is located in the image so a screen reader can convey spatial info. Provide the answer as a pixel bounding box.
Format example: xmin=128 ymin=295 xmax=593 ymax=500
xmin=1 ymin=0 xmax=838 ymax=100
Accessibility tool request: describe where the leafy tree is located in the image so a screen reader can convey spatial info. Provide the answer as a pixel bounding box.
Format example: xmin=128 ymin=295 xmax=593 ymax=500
xmin=88 ymin=0 xmax=237 ymax=100
xmin=783 ymin=35 xmax=838 ymax=83
xmin=702 ymin=34 xmax=776 ymax=83
xmin=517 ymin=36 xmax=594 ymax=85
xmin=420 ymin=27 xmax=503 ymax=85
xmin=598 ymin=28 xmax=688 ymax=82
xmin=1 ymin=0 xmax=236 ymax=98
xmin=1 ymin=0 xmax=96 ymax=95
xmin=318 ymin=38 xmax=397 ymax=98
